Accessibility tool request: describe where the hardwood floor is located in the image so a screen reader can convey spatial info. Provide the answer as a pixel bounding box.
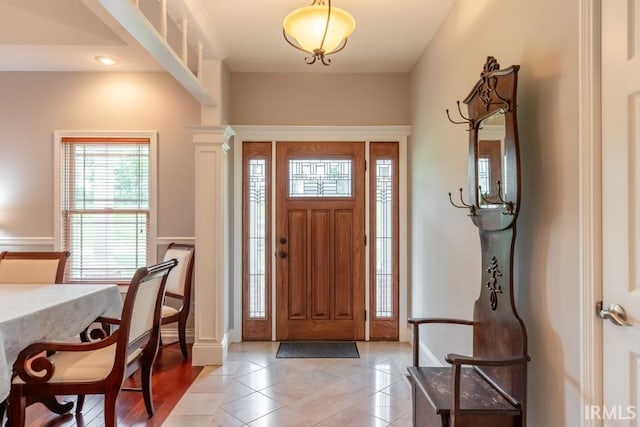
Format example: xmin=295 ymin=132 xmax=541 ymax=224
xmin=19 ymin=343 xmax=201 ymax=427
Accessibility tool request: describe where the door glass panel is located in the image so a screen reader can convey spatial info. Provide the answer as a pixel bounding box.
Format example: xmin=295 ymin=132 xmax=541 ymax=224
xmin=375 ymin=159 xmax=393 ymax=318
xmin=248 ymin=159 xmax=266 ymax=318
xmin=288 ymin=159 xmax=352 ymax=197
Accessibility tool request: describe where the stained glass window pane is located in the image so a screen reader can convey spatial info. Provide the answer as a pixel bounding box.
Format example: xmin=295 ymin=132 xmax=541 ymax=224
xmin=375 ymin=159 xmax=393 ymax=318
xmin=248 ymin=159 xmax=266 ymax=318
xmin=288 ymin=159 xmax=352 ymax=197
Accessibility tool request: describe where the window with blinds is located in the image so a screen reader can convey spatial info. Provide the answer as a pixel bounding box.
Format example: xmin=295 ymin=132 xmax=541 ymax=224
xmin=60 ymin=137 xmax=151 ymax=282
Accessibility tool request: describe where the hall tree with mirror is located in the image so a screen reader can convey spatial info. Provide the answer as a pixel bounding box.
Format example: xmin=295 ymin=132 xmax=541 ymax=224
xmin=409 ymin=56 xmax=529 ymax=427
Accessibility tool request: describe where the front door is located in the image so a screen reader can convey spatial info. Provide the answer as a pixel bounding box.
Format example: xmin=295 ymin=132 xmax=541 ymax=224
xmin=275 ymin=142 xmax=365 ymax=340
xmin=601 ymin=0 xmax=640 ymax=417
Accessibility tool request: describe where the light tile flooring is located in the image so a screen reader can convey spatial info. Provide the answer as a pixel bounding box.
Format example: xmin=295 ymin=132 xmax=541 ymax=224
xmin=163 ymin=341 xmax=413 ymax=427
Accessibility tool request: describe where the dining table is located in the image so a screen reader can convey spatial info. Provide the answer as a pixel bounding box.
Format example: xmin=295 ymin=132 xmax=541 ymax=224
xmin=0 ymin=284 xmax=123 ymax=403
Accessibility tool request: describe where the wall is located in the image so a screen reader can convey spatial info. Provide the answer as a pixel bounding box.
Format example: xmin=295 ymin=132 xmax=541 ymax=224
xmin=0 ymin=71 xmax=200 ymax=338
xmin=409 ymin=0 xmax=579 ymax=425
xmin=0 ymin=71 xmax=199 ymax=240
xmin=230 ymin=72 xmax=410 ymax=125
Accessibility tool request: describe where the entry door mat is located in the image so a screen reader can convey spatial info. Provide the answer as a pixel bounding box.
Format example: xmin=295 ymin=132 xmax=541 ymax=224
xmin=276 ymin=341 xmax=360 ymax=359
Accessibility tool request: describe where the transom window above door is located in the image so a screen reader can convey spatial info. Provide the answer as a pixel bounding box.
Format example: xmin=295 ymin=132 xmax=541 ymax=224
xmin=288 ymin=158 xmax=353 ymax=198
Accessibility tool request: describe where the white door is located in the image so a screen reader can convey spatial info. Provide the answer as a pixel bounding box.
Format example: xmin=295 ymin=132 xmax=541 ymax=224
xmin=602 ymin=0 xmax=640 ymax=421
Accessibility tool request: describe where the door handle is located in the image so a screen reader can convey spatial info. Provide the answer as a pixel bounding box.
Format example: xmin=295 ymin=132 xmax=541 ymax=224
xmin=277 ymin=251 xmax=287 ymax=259
xmin=597 ymin=301 xmax=631 ymax=326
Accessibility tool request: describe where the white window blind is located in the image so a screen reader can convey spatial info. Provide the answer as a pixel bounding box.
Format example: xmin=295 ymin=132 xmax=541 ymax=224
xmin=60 ymin=137 xmax=150 ymax=282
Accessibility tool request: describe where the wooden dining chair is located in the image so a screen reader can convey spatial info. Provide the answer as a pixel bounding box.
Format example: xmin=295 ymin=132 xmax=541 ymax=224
xmin=8 ymin=259 xmax=177 ymax=427
xmin=0 ymin=251 xmax=70 ymax=284
xmin=160 ymin=243 xmax=195 ymax=358
xmin=0 ymin=251 xmax=70 ymax=423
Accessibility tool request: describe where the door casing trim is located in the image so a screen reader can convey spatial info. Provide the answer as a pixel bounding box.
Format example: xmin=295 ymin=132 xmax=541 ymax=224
xmin=579 ymin=0 xmax=603 ymax=425
xmin=232 ymin=126 xmax=411 ymax=343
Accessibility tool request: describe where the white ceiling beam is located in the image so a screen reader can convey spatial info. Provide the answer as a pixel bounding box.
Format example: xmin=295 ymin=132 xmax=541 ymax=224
xmin=97 ymin=0 xmax=216 ymax=106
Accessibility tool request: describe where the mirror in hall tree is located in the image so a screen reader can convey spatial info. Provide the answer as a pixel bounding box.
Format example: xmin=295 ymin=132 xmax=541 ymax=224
xmin=477 ymin=109 xmax=506 ymax=208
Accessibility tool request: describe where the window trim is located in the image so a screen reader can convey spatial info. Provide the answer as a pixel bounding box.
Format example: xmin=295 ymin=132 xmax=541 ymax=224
xmin=53 ymin=131 xmax=158 ymax=279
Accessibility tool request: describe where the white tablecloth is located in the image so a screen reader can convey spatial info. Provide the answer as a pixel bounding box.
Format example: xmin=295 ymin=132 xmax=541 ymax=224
xmin=0 ymin=284 xmax=123 ymax=401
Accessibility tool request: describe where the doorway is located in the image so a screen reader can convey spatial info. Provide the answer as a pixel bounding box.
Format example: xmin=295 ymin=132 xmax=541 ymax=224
xmin=235 ymin=127 xmax=410 ymax=343
xmin=275 ymin=142 xmax=365 ymax=340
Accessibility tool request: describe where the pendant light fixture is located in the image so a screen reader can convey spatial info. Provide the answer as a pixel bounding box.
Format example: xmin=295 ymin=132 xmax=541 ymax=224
xmin=283 ymin=0 xmax=356 ymax=66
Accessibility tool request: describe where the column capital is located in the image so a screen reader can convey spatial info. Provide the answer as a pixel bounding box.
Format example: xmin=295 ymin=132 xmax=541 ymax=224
xmin=190 ymin=125 xmax=235 ymax=150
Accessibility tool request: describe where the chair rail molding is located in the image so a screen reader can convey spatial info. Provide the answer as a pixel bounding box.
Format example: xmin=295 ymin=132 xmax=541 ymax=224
xmin=0 ymin=237 xmax=55 ymax=247
xmin=191 ymin=125 xmax=235 ymax=366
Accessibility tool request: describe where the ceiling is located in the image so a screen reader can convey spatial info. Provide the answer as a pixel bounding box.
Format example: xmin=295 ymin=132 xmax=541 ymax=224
xmin=0 ymin=0 xmax=454 ymax=73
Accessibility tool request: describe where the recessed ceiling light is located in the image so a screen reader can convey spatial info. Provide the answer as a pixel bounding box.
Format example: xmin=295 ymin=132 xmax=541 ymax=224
xmin=95 ymin=56 xmax=119 ymax=66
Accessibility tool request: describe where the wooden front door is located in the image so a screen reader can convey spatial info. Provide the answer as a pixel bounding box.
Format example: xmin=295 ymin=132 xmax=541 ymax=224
xmin=275 ymin=142 xmax=365 ymax=340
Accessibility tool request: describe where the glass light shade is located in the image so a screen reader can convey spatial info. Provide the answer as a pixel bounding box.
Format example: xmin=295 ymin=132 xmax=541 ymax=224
xmin=283 ymin=4 xmax=356 ymax=54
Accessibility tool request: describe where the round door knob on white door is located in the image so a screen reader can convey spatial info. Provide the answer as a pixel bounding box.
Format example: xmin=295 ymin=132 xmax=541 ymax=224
xmin=598 ymin=302 xmax=631 ymax=326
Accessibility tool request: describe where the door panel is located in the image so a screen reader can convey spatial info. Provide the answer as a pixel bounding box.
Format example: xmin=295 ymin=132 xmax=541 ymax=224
xmin=288 ymin=210 xmax=307 ymax=319
xmin=276 ymin=142 xmax=365 ymax=341
xmin=310 ymin=209 xmax=331 ymax=319
xmin=335 ymin=209 xmax=354 ymax=319
xmin=602 ymin=0 xmax=640 ymax=415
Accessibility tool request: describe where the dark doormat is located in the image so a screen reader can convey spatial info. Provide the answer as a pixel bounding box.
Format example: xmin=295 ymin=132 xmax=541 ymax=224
xmin=276 ymin=341 xmax=360 ymax=359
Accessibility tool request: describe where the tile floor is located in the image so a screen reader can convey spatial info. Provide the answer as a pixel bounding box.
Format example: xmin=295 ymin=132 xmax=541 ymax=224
xmin=163 ymin=341 xmax=414 ymax=427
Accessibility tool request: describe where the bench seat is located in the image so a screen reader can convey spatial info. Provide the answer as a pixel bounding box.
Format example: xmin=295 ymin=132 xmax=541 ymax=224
xmin=408 ymin=366 xmax=521 ymax=427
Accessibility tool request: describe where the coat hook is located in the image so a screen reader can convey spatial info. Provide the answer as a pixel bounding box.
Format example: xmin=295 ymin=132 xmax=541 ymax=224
xmin=478 ymin=181 xmax=515 ymax=215
xmin=456 ymin=101 xmax=471 ymax=121
xmin=446 ymin=102 xmax=472 ymax=131
xmin=446 ymin=109 xmax=469 ymax=126
xmin=448 ymin=188 xmax=476 ymax=216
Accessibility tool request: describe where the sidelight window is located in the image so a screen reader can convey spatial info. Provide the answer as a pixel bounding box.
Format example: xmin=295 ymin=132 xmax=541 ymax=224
xmin=248 ymin=159 xmax=267 ymax=318
xmin=375 ymin=159 xmax=394 ymax=318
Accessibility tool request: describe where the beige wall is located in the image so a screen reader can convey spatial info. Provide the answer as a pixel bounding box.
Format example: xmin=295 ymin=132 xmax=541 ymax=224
xmin=0 ymin=71 xmax=199 ymax=240
xmin=230 ymin=72 xmax=410 ymax=125
xmin=409 ymin=0 xmax=579 ymax=425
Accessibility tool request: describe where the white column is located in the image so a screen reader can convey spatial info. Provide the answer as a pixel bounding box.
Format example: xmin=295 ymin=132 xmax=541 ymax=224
xmin=191 ymin=125 xmax=235 ymax=366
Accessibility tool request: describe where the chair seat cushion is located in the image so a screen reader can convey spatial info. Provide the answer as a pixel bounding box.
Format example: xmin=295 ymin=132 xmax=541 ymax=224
xmin=161 ymin=305 xmax=179 ymax=319
xmin=14 ymin=345 xmax=142 ymax=384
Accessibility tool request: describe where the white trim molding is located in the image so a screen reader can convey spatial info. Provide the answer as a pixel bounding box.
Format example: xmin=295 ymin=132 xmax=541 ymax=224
xmin=161 ymin=326 xmax=195 ymax=344
xmin=578 ymin=0 xmax=603 ymax=426
xmin=157 ymin=237 xmax=196 ymax=245
xmin=0 ymin=237 xmax=193 ymax=249
xmin=0 ymin=237 xmax=55 ymax=247
xmin=419 ymin=342 xmax=443 ymax=367
xmin=191 ymin=125 xmax=234 ymax=365
xmin=232 ymin=125 xmax=411 ymax=343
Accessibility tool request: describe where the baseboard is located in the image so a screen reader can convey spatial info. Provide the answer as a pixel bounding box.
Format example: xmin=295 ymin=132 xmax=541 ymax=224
xmin=191 ymin=332 xmax=230 ymax=366
xmin=160 ymin=326 xmax=194 ymax=343
xmin=419 ymin=341 xmax=443 ymax=367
